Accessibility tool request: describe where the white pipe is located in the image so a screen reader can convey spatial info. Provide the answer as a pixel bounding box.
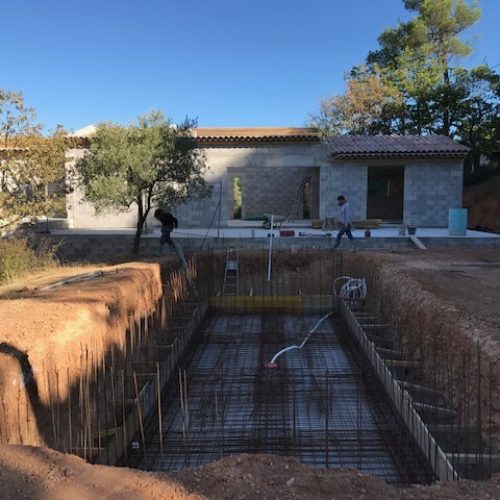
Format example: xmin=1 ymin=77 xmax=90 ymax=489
xmin=267 ymin=214 xmax=274 ymax=282
xmin=268 ymin=312 xmax=333 ymax=365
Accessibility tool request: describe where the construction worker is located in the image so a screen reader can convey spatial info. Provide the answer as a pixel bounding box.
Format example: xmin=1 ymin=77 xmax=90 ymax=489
xmin=154 ymin=208 xmax=178 ymax=255
xmin=333 ymin=195 xmax=355 ymax=250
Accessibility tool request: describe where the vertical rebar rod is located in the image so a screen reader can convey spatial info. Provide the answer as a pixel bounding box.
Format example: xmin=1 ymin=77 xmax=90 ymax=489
xmin=121 ymin=368 xmax=127 ymax=464
xmin=325 ymin=370 xmax=329 ymax=468
xmin=476 ymin=342 xmax=483 ymax=478
xmin=489 ymin=362 xmax=493 ymax=478
xmin=156 ymin=363 xmax=164 ymax=455
xmin=133 ymin=372 xmax=146 ymax=457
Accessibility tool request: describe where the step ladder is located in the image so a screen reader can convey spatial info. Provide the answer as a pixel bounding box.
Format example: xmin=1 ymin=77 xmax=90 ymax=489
xmin=222 ymin=249 xmax=239 ymax=295
xmin=287 ymin=176 xmax=309 ymax=222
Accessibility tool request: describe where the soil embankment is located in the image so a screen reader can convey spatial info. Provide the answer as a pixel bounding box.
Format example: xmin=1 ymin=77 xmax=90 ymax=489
xmin=0 ymin=261 xmax=164 ymax=447
xmin=464 ymin=175 xmax=500 ymax=233
xmin=2 ymin=445 xmax=500 ymax=499
xmin=348 ymin=249 xmax=500 ymax=446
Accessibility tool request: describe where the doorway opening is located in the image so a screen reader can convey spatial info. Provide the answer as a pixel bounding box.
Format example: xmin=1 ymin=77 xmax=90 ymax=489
xmin=367 ymin=166 xmax=404 ymax=222
xmin=233 ymin=177 xmax=242 ymax=219
xmin=302 ymin=177 xmax=312 ymax=219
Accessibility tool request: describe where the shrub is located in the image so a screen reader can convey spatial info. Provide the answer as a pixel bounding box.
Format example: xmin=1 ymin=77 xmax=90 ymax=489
xmin=0 ymin=237 xmax=58 ymax=285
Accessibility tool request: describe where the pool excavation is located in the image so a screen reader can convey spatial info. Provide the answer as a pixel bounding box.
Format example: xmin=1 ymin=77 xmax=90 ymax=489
xmin=0 ymin=249 xmax=498 ymax=490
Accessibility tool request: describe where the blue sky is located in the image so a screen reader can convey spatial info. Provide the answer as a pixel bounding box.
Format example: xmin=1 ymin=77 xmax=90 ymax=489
xmin=1 ymin=0 xmax=499 ymax=132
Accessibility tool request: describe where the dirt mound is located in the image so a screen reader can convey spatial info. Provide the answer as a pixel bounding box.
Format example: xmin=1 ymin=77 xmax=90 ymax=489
xmin=2 ymin=445 xmax=500 ymax=499
xmin=464 ymin=175 xmax=500 ymax=233
xmin=171 ymin=453 xmax=395 ymax=499
xmin=0 ymin=444 xmax=197 ymax=500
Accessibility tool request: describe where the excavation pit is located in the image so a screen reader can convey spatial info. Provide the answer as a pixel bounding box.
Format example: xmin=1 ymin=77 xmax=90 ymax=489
xmin=126 ymin=311 xmax=433 ymax=486
xmin=2 ymin=248 xmax=498 ymax=490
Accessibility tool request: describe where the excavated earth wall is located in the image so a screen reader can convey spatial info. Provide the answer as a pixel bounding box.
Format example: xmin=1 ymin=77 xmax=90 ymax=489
xmin=0 ymin=261 xmax=164 ymax=448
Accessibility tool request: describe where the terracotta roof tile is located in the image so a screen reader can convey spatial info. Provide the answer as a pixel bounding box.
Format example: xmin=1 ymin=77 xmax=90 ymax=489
xmin=329 ymin=135 xmax=469 ymax=159
xmin=195 ymin=127 xmax=321 ymax=143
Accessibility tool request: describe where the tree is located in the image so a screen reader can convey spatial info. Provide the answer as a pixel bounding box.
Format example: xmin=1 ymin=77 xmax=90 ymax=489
xmin=309 ymin=0 xmax=500 ymax=172
xmin=310 ymin=70 xmax=405 ymax=136
xmin=0 ymin=90 xmax=67 ymax=230
xmin=454 ymin=65 xmax=500 ymax=171
xmin=365 ymin=0 xmax=481 ymax=136
xmin=74 ymin=111 xmax=210 ymax=254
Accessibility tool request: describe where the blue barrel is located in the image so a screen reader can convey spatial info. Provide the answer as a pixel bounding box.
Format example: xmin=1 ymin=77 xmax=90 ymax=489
xmin=448 ymin=208 xmax=468 ymax=235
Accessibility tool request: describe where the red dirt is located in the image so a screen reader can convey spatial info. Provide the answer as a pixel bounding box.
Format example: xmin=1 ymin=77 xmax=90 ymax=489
xmin=0 ymin=261 xmax=164 ymax=446
xmin=351 ymin=248 xmax=500 ymax=446
xmin=3 ymin=445 xmax=500 ymax=500
xmin=361 ymin=248 xmax=500 ymax=346
xmin=2 ymin=251 xmax=500 ymax=498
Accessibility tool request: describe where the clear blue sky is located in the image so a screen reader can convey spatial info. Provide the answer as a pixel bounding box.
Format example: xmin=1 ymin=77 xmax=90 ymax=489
xmin=1 ymin=0 xmax=499 ymax=132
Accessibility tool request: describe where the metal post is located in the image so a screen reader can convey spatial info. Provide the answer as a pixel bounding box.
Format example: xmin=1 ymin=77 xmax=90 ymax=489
xmin=217 ymin=181 xmax=222 ymax=241
xmin=267 ymin=215 xmax=274 ymax=282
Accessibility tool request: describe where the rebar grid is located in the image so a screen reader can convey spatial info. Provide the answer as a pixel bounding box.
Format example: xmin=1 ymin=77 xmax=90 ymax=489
xmin=129 ymin=313 xmax=434 ymax=486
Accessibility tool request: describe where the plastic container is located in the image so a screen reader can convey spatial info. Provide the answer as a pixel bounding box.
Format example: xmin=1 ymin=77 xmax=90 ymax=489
xmin=448 ymin=208 xmax=468 ymax=236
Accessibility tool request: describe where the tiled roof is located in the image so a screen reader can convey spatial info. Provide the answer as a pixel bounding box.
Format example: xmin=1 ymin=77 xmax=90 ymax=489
xmin=329 ymin=135 xmax=469 ymax=159
xmin=195 ymin=127 xmax=321 ymax=144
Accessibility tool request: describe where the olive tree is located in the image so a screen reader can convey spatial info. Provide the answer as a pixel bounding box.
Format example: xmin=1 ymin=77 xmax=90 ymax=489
xmin=0 ymin=90 xmax=66 ymax=230
xmin=74 ymin=111 xmax=210 ymax=254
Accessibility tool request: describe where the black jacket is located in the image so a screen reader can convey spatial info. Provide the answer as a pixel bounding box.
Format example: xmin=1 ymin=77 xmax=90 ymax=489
xmin=156 ymin=211 xmax=178 ymax=228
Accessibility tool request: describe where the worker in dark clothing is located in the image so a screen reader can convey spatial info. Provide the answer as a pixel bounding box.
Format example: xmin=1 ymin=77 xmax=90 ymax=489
xmin=154 ymin=208 xmax=178 ymax=255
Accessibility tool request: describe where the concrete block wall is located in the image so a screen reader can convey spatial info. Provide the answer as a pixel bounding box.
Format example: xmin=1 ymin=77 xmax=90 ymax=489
xmin=174 ymin=143 xmax=329 ymax=226
xmin=320 ymin=163 xmax=368 ymax=220
xmin=67 ymin=143 xmax=330 ymax=228
xmin=66 ymin=143 xmax=464 ymax=229
xmin=227 ymin=166 xmax=319 ymax=219
xmin=404 ymin=161 xmax=463 ymax=227
xmin=174 ymin=181 xmax=226 ymax=228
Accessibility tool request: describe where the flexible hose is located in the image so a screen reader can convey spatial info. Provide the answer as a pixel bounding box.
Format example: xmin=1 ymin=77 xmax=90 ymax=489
xmin=333 ymin=276 xmax=367 ymax=302
xmin=266 ymin=311 xmax=333 ymax=367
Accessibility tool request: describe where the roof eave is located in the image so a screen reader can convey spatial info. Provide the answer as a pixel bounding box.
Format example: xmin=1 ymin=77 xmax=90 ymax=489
xmin=331 ymin=152 xmax=469 ymax=161
xmin=197 ymin=135 xmax=321 ymax=145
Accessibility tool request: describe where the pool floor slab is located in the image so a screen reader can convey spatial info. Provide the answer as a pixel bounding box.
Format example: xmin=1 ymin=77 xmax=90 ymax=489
xmin=130 ymin=313 xmax=432 ymax=485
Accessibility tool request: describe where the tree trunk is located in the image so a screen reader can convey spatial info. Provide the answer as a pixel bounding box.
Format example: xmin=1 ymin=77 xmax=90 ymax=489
xmin=443 ymin=68 xmax=451 ymax=136
xmin=132 ymin=195 xmax=145 ymax=255
xmin=132 ymin=191 xmax=154 ymax=255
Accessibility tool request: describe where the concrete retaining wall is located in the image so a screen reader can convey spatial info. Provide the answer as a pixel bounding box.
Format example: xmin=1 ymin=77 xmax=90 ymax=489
xmin=48 ymin=233 xmax=500 ymax=263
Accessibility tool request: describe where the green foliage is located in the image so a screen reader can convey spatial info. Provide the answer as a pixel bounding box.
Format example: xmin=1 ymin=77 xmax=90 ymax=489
xmin=74 ymin=110 xmax=210 ymax=254
xmin=0 ymin=237 xmax=58 ymax=284
xmin=233 ymin=177 xmax=242 ymax=219
xmin=310 ymin=0 xmax=500 ymax=173
xmin=0 ymin=90 xmax=67 ymax=229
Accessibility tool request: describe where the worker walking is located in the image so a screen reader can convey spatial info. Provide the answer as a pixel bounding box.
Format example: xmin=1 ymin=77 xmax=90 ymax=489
xmin=333 ymin=195 xmax=355 ymax=250
xmin=154 ymin=208 xmax=178 ymax=256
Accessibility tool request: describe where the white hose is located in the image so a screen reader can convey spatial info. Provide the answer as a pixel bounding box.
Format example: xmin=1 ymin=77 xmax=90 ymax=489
xmin=268 ymin=312 xmax=333 ymax=366
xmin=333 ymin=276 xmax=367 ymax=302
